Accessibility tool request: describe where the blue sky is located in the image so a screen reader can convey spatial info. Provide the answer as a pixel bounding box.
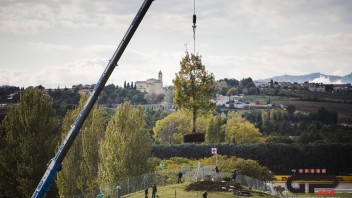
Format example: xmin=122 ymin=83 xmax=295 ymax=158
xmin=0 ymin=0 xmax=351 ymax=88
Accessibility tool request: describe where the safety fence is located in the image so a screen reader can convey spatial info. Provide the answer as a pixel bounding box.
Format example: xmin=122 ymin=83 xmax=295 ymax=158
xmin=99 ymin=165 xmax=280 ymax=197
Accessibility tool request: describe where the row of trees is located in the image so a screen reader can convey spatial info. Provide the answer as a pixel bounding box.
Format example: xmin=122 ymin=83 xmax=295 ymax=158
xmin=216 ymin=77 xmax=257 ymax=96
xmin=153 ymin=111 xmax=263 ymax=144
xmin=242 ymin=106 xmax=350 ymax=143
xmin=0 ymin=88 xmax=153 ymax=197
xmin=153 ymin=105 xmax=351 ymax=145
xmin=123 ymin=81 xmax=136 ymax=90
xmin=0 ymin=84 xmax=162 ymax=122
xmin=0 ymin=86 xmax=21 ymax=103
xmin=99 ymin=84 xmax=166 ymax=105
xmin=48 ymin=87 xmax=81 ymax=117
xmin=98 ymin=84 xmax=147 ymax=105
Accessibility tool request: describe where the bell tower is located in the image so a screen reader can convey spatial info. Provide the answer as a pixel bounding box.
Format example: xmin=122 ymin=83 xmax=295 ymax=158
xmin=158 ymin=70 xmax=162 ymax=82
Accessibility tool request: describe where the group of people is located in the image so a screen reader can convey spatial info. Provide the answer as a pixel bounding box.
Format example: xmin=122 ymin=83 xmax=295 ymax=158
xmin=144 ymin=184 xmax=157 ymax=198
xmin=144 ymin=171 xmax=183 ymax=198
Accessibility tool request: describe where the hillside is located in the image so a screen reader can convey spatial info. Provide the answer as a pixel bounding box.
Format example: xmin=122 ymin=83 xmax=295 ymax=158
xmin=258 ymin=73 xmax=352 ymax=84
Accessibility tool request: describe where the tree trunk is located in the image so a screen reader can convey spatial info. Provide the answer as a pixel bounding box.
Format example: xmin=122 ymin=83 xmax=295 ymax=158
xmin=192 ymin=110 xmax=196 ymax=132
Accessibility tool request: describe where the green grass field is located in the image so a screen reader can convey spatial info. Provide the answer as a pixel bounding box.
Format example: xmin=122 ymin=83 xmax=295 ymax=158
xmin=122 ymin=183 xmax=275 ymax=198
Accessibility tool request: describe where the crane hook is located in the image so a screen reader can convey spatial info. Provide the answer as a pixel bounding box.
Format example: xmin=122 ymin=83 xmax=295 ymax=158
xmin=192 ymin=0 xmax=197 ymax=54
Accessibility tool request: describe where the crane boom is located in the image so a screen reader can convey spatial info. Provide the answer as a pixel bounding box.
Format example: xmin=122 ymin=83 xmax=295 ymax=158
xmin=32 ymin=0 xmax=154 ymax=197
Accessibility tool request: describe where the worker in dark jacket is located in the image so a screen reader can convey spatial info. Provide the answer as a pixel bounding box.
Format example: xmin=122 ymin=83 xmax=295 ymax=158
xmin=145 ymin=187 xmax=148 ymax=198
xmin=152 ymin=184 xmax=157 ymax=198
xmin=177 ymin=171 xmax=183 ymax=183
xmin=203 ymin=191 xmax=207 ymax=198
xmin=232 ymin=169 xmax=237 ymax=182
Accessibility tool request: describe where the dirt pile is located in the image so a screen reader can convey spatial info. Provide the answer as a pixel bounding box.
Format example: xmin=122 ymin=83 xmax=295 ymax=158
xmin=185 ymin=181 xmax=243 ymax=192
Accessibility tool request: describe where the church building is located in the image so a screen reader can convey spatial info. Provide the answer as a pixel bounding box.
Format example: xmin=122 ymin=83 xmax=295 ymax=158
xmin=135 ymin=71 xmax=163 ymax=95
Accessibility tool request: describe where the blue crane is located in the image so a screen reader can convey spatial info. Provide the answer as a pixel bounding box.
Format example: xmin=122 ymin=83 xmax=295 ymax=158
xmin=32 ymin=0 xmax=154 ymax=197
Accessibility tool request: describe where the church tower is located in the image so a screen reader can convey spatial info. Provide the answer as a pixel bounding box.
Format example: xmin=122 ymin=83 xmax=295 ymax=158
xmin=158 ymin=70 xmax=163 ymax=82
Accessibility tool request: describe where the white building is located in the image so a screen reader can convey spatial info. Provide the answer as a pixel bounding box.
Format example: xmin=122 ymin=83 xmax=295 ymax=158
xmin=308 ymin=83 xmax=325 ymax=92
xmin=215 ymin=95 xmax=230 ymax=106
xmin=254 ymin=81 xmax=270 ymax=88
xmin=135 ymin=71 xmax=163 ymax=95
xmin=333 ymin=84 xmax=351 ymax=91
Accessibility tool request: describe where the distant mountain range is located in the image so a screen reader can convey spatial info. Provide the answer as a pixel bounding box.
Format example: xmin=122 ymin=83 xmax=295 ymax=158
xmin=257 ymin=73 xmax=352 ymax=84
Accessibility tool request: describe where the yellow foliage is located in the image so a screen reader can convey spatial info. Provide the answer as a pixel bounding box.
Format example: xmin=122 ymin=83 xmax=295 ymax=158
xmin=153 ymin=110 xmax=214 ymax=143
xmin=225 ymin=112 xmax=263 ymax=144
xmin=153 ymin=110 xmax=192 ymax=139
xmin=199 ymin=155 xmax=238 ymax=172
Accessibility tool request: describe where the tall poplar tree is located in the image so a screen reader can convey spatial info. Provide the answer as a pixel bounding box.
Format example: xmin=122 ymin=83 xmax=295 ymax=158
xmin=98 ymin=102 xmax=152 ymax=196
xmin=79 ymin=106 xmax=107 ymax=196
xmin=0 ymin=88 xmax=58 ymax=197
xmin=205 ymin=116 xmax=223 ymax=144
xmin=56 ymin=95 xmax=107 ymax=197
xmin=173 ymin=53 xmax=215 ymax=133
xmin=56 ymin=97 xmax=85 ymax=197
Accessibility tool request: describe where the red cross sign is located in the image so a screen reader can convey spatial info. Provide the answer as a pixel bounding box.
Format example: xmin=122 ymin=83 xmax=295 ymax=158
xmin=211 ymin=148 xmax=217 ymax=154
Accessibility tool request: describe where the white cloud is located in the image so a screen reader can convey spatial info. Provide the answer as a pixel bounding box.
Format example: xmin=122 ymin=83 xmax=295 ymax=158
xmin=56 ymin=2 xmax=133 ymax=29
xmin=0 ymin=58 xmax=106 ymax=88
xmin=200 ymin=33 xmax=352 ymax=80
xmin=27 ymin=42 xmax=73 ymax=51
xmin=309 ymin=75 xmax=343 ymax=84
xmin=260 ymin=33 xmax=352 ymax=75
xmin=1 ymin=0 xmax=351 ymax=35
xmin=0 ymin=4 xmax=54 ymax=34
xmin=0 ymin=1 xmax=134 ymax=34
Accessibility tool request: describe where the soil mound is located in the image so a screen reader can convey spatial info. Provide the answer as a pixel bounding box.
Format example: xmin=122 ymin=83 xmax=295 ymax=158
xmin=185 ymin=181 xmax=243 ymax=192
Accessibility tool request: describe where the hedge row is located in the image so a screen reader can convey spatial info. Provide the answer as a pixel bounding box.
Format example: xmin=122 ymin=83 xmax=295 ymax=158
xmin=151 ymin=143 xmax=352 ymax=175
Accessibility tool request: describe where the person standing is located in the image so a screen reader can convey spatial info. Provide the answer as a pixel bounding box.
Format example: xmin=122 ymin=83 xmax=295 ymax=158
xmin=215 ymin=166 xmax=220 ymax=181
xmin=177 ymin=171 xmax=183 ymax=184
xmin=145 ymin=187 xmax=148 ymax=198
xmin=202 ymin=191 xmax=207 ymax=198
xmin=152 ymin=184 xmax=157 ymax=198
xmin=231 ymin=169 xmax=237 ymax=182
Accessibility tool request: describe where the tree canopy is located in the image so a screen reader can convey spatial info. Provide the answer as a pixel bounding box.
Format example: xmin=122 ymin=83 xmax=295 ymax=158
xmin=225 ymin=112 xmax=264 ymax=144
xmin=0 ymin=88 xmax=58 ymax=197
xmin=153 ymin=110 xmax=212 ymax=144
xmin=173 ymin=53 xmax=215 ymax=133
xmin=56 ymin=95 xmax=108 ymax=197
xmin=98 ymin=102 xmax=152 ymax=196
